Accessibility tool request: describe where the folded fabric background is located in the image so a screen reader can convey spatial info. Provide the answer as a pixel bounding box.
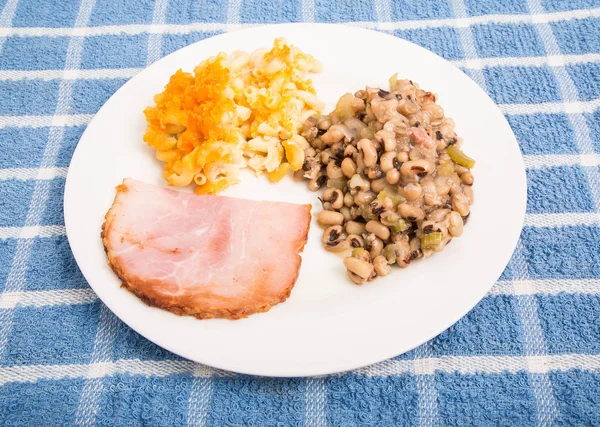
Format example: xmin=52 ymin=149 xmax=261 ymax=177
xmin=0 ymin=0 xmax=599 ymax=425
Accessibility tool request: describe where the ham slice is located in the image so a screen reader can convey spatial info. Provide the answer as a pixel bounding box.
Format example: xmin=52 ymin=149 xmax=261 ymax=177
xmin=102 ymin=178 xmax=311 ymax=319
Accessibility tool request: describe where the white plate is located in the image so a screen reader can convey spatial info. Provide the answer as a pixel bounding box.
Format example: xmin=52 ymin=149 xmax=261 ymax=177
xmin=64 ymin=23 xmax=526 ymax=377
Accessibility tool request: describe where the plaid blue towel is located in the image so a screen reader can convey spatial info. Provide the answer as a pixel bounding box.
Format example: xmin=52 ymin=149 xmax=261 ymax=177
xmin=1 ymin=0 xmax=600 ymax=425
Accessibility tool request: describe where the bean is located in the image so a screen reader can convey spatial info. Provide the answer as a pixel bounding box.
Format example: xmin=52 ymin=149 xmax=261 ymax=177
xmin=351 ymin=97 xmax=366 ymax=112
xmin=393 ymin=239 xmax=411 ymax=267
xmin=429 ymin=208 xmax=450 ymax=223
xmin=455 ymin=164 xmax=468 ymax=175
xmin=397 ymin=151 xmax=409 ymax=163
xmin=460 ymin=171 xmax=474 ymax=185
xmin=322 ymin=227 xmax=350 ymax=253
xmin=318 ymin=210 xmax=344 ymax=225
xmin=343 ymin=192 xmax=354 ymax=207
xmin=326 ymin=161 xmax=344 ymax=179
xmin=344 ymin=144 xmax=357 ymax=158
xmin=448 ymin=211 xmax=463 ymax=237
xmin=349 ymin=174 xmax=370 ymax=191
xmin=370 ymin=177 xmax=387 ymax=194
xmin=358 ymin=139 xmax=377 ymax=167
xmin=340 ymin=206 xmax=352 ymax=222
xmin=323 ymin=188 xmax=344 ymax=210
xmin=367 ymin=164 xmax=384 ymax=180
xmin=321 ymin=127 xmax=344 ymax=144
xmin=398 ymin=203 xmax=425 ymax=221
xmin=329 ymin=111 xmax=340 ymax=125
xmin=320 ymin=149 xmax=335 ymax=165
xmin=348 ymin=272 xmax=368 ymax=285
xmin=448 ymin=174 xmax=463 ymax=195
xmin=312 ymin=138 xmax=325 ymax=150
xmin=463 ymin=185 xmax=475 ymax=205
xmin=343 ymin=256 xmax=373 ymax=279
xmin=409 ymin=148 xmax=424 ymax=160
xmin=380 ymin=151 xmax=396 ymax=172
xmin=308 ymin=175 xmax=327 ymax=191
xmin=383 ymin=135 xmax=397 ymax=152
xmin=402 ymin=183 xmax=422 ymax=201
xmin=373 ymin=255 xmax=392 ymax=277
xmin=345 ymin=221 xmax=366 ymax=235
xmin=347 ymin=234 xmax=364 ymax=248
xmin=381 ymin=197 xmax=394 ymax=211
xmin=366 ymin=220 xmax=390 ymax=241
xmin=354 ymin=190 xmax=376 ymax=206
xmin=452 ymin=193 xmax=470 ymax=216
xmin=400 ymin=159 xmax=434 ymax=177
xmin=386 ymin=168 xmax=400 ymax=185
xmin=434 ymin=175 xmax=450 ymax=196
xmin=421 ymin=179 xmax=441 ymax=206
xmin=331 ymin=142 xmax=346 ymax=159
xmin=368 ymin=200 xmax=385 ymax=216
xmin=304 ymin=147 xmax=317 ymax=158
xmin=322 ymin=225 xmax=343 ymax=244
xmin=367 ymin=235 xmax=384 ymax=259
xmin=318 ymin=118 xmax=331 ymax=131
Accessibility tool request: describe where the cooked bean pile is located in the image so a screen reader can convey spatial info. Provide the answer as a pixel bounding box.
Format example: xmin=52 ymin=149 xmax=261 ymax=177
xmin=295 ymin=77 xmax=476 ymax=284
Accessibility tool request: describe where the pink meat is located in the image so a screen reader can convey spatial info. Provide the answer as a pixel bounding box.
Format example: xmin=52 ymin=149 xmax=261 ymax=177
xmin=102 ymin=178 xmax=311 ymax=319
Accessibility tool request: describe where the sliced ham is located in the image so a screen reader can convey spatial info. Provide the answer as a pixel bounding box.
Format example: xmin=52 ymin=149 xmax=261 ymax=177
xmin=102 ymin=178 xmax=311 ymax=319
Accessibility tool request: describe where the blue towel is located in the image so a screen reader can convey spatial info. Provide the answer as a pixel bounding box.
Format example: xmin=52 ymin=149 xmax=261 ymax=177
xmin=1 ymin=0 xmax=600 ymax=425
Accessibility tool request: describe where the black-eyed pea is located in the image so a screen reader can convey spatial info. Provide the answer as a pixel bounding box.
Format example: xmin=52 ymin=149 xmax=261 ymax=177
xmin=380 ymin=151 xmax=396 ymax=172
xmin=345 ymin=220 xmax=366 ymax=235
xmin=357 ymin=138 xmax=377 ymax=167
xmin=348 ymin=271 xmax=368 ymax=285
xmin=318 ymin=210 xmax=344 ymax=226
xmin=448 ymin=211 xmax=464 ymax=237
xmin=460 ymin=171 xmax=474 ymax=185
xmin=326 ymin=161 xmax=344 ymax=180
xmin=367 ymin=164 xmax=384 ymax=180
xmin=344 ymin=192 xmax=354 ymax=207
xmin=400 ymin=159 xmax=434 ymax=177
xmin=344 ymin=144 xmax=357 ymax=158
xmin=452 ymin=193 xmax=470 ymax=216
xmin=402 ymin=183 xmax=422 ymax=201
xmin=323 ymin=228 xmax=350 ymax=253
xmin=366 ymin=220 xmax=390 ymax=241
xmin=455 ymin=164 xmax=469 ymax=175
xmin=421 ymin=179 xmax=441 ymax=206
xmin=339 ymin=206 xmax=352 ymax=222
xmin=347 ymin=234 xmax=364 ymax=248
xmin=343 ymin=256 xmax=373 ymax=280
xmin=368 ymin=236 xmax=384 ymax=259
xmin=383 ymin=135 xmax=397 ymax=152
xmin=321 ymin=127 xmax=344 ymax=144
xmin=428 ymin=208 xmax=450 ymax=223
xmin=386 ymin=168 xmax=400 ymax=185
xmin=398 ymin=203 xmax=425 ymax=222
xmin=409 ymin=148 xmax=424 ymax=160
xmin=349 ymin=174 xmax=370 ymax=191
xmin=308 ymin=174 xmax=327 ymax=191
xmin=370 ymin=177 xmax=387 ymax=193
xmin=354 ymin=190 xmax=376 ymax=206
xmin=373 ymin=255 xmax=392 ymax=277
xmin=463 ymin=185 xmax=475 ymax=205
xmin=397 ymin=151 xmax=409 ymax=163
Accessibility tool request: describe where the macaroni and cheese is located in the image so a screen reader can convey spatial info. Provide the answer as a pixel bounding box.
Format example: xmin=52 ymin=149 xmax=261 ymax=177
xmin=143 ymin=38 xmax=323 ymax=194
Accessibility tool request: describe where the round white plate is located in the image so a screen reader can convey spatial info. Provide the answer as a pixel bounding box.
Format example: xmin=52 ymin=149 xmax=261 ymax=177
xmin=64 ymin=23 xmax=526 ymax=377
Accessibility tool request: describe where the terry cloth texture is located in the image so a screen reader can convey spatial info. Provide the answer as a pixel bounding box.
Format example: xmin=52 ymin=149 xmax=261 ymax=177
xmin=1 ymin=0 xmax=600 ymax=425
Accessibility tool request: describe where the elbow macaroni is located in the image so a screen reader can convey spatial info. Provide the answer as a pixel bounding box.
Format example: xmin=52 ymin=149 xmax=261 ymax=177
xmin=143 ymin=38 xmax=324 ymax=194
